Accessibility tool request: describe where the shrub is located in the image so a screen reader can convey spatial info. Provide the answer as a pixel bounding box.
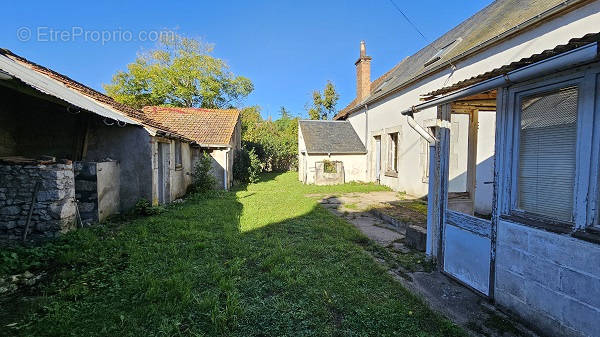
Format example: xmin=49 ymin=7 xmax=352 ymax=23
xmin=192 ymin=152 xmax=216 ymax=193
xmin=233 ymin=147 xmax=262 ymax=184
xmin=248 ymin=148 xmax=261 ymax=183
xmin=134 ymin=199 xmax=162 ymax=216
xmin=233 ymin=149 xmax=250 ymax=183
xmin=323 ymin=160 xmax=337 ymax=173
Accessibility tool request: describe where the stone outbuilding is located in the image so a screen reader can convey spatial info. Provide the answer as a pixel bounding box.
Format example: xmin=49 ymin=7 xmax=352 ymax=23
xmin=0 ymin=48 xmax=239 ymax=242
xmin=298 ymin=120 xmax=366 ymax=185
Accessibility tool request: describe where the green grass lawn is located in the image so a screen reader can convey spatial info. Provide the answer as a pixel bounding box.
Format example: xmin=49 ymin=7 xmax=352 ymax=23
xmin=1 ymin=172 xmax=464 ymax=336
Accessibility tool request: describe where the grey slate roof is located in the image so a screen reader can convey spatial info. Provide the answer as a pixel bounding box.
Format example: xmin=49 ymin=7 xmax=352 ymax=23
xmin=299 ymin=120 xmax=366 ymax=154
xmin=335 ymin=0 xmax=588 ymax=119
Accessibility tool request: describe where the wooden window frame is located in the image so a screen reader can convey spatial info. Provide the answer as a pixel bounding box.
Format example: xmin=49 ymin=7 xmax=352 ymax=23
xmin=385 ymin=132 xmax=399 ymax=177
xmin=174 ymin=141 xmax=183 ymax=170
xmin=501 ymin=67 xmax=600 ymax=231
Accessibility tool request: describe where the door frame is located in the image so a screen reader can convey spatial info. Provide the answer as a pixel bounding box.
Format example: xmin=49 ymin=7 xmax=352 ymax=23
xmin=157 ymin=141 xmax=171 ymax=204
xmin=374 ymin=136 xmax=381 ymax=182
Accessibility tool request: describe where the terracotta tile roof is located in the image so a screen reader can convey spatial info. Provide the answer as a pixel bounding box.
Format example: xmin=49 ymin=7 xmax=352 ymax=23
xmin=0 ymin=48 xmax=193 ymax=142
xmin=142 ymin=106 xmax=239 ymax=146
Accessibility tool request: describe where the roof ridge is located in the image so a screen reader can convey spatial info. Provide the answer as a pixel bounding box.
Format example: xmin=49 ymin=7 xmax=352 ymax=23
xmin=335 ymin=0 xmax=587 ymax=119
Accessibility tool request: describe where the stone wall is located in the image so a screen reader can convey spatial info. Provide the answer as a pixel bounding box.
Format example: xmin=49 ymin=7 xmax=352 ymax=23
xmin=314 ymin=161 xmax=345 ymax=185
xmin=0 ymin=162 xmax=76 ymax=241
xmin=495 ymin=220 xmax=600 ymax=337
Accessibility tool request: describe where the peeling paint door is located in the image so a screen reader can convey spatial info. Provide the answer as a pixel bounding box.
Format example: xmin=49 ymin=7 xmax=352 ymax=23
xmin=158 ymin=142 xmax=170 ymax=204
xmin=375 ymin=136 xmax=381 ymax=182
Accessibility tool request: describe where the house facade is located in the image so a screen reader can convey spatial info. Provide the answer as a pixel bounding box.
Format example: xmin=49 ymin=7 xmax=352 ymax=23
xmin=333 ymin=0 xmax=600 ymax=336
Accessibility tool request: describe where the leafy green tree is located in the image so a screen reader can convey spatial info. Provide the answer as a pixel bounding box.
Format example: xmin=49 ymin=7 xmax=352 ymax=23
xmin=104 ymin=34 xmax=253 ymax=109
xmin=307 ymin=81 xmax=339 ymax=120
xmin=240 ymin=105 xmax=299 ymax=171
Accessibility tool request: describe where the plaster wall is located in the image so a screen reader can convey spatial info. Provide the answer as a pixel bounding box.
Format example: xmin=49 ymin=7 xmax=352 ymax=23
xmin=302 ymin=153 xmax=366 ymax=184
xmin=86 ymin=125 xmax=152 ymax=212
xmin=345 ymin=2 xmax=600 ymax=197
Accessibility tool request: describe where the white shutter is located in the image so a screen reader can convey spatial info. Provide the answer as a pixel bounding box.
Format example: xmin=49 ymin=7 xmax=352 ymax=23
xmin=518 ymin=87 xmax=578 ymax=222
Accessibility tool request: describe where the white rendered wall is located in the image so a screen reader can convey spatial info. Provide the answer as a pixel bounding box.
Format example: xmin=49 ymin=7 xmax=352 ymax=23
xmin=345 ymin=2 xmax=600 ymax=197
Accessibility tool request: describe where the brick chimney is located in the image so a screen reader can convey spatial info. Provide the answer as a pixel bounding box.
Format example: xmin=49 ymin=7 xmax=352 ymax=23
xmin=355 ymin=41 xmax=372 ymax=102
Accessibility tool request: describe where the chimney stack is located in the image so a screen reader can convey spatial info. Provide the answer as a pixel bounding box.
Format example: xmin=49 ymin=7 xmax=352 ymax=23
xmin=355 ymin=40 xmax=372 ymax=102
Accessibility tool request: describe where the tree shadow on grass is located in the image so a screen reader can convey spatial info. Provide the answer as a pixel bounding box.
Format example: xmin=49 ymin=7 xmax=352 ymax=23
xmin=1 ymin=177 xmax=463 ymax=337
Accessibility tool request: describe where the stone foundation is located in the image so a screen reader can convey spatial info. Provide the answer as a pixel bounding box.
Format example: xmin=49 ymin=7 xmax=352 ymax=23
xmin=0 ymin=161 xmax=76 ymax=241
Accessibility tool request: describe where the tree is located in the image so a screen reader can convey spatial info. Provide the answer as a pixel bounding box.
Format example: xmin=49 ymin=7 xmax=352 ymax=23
xmin=307 ymin=81 xmax=339 ymax=120
xmin=104 ymin=34 xmax=253 ymax=109
xmin=279 ymin=106 xmax=291 ymax=120
xmin=240 ymin=105 xmax=299 ymax=172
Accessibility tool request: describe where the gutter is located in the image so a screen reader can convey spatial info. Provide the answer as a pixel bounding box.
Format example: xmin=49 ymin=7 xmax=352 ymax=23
xmin=342 ymin=0 xmax=591 ymax=118
xmin=401 ymin=42 xmax=598 ymax=117
xmin=224 ymin=148 xmax=231 ymax=190
xmin=406 ymin=114 xmax=437 ymax=145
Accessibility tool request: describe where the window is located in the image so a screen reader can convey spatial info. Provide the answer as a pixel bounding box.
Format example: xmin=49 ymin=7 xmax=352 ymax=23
xmin=516 ymin=87 xmax=578 ymax=223
xmin=387 ymin=133 xmax=398 ymax=173
xmin=424 ymin=38 xmax=461 ymax=67
xmin=175 ymin=141 xmax=182 ymax=169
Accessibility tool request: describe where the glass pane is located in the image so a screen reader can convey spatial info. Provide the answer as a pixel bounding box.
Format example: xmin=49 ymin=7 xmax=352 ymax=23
xmin=518 ymin=87 xmax=578 ymax=222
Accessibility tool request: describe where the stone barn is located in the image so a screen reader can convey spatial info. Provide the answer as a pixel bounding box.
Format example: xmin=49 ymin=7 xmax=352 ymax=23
xmin=0 ymin=49 xmax=204 ymax=241
xmin=298 ymin=120 xmax=366 ymax=185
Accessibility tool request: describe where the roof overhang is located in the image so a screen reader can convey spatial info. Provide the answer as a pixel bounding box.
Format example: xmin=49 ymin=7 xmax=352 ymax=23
xmin=0 ymin=53 xmax=140 ymax=126
xmin=402 ymin=38 xmax=599 ymax=116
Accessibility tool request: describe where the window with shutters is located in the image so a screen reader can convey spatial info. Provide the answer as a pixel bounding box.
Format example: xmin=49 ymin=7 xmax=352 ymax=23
xmin=516 ymin=87 xmax=579 ymax=223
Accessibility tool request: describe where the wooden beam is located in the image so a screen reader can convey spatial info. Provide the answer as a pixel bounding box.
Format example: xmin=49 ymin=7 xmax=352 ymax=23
xmin=453 ymin=100 xmax=497 ymax=107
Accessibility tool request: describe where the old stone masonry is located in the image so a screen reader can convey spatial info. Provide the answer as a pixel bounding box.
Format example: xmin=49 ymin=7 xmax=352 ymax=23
xmin=0 ymin=161 xmax=76 ymax=241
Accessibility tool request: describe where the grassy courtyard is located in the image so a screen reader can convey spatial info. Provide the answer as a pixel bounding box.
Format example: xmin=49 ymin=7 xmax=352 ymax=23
xmin=1 ymin=172 xmax=464 ymax=336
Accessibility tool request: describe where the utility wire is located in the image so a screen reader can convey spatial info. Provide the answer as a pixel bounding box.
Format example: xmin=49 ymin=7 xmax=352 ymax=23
xmin=388 ymin=0 xmax=439 ymax=52
xmin=388 ymin=1 xmax=431 ymax=45
xmin=387 ymin=0 xmax=457 ymax=85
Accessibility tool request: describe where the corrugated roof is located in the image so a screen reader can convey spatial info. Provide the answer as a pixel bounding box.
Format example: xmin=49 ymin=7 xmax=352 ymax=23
xmin=299 ymin=120 xmax=366 ymax=154
xmin=0 ymin=48 xmax=197 ymax=143
xmin=335 ymin=0 xmax=589 ymax=120
xmin=0 ymin=50 xmax=140 ymax=125
xmin=142 ymin=106 xmax=239 ymax=146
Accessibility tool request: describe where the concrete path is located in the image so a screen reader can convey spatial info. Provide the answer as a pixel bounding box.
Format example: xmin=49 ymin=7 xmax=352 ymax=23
xmin=310 ymin=191 xmax=539 ymax=337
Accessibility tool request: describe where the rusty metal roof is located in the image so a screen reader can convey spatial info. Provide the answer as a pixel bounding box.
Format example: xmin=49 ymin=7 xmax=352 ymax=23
xmin=0 ymin=48 xmax=198 ymax=144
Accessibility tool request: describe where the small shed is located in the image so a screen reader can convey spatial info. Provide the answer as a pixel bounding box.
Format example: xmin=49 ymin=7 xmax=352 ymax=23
xmin=142 ymin=106 xmax=241 ymax=190
xmin=298 ymin=120 xmax=366 ymax=185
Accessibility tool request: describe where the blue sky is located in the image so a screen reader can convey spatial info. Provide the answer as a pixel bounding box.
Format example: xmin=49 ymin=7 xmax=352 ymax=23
xmin=3 ymin=0 xmax=491 ymax=119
